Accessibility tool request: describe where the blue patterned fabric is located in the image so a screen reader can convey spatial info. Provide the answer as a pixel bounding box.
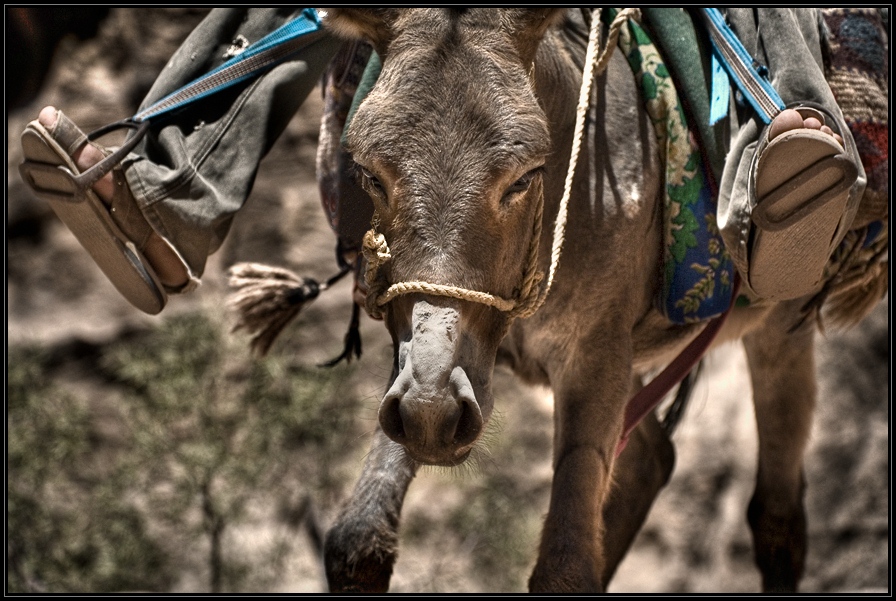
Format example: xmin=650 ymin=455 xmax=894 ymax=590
xmin=613 ymin=10 xmax=735 ymax=324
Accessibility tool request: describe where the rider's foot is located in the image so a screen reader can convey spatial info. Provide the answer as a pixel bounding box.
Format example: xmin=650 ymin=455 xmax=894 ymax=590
xmin=767 ymin=107 xmax=843 ymax=146
xmin=35 ymin=106 xmax=189 ymax=290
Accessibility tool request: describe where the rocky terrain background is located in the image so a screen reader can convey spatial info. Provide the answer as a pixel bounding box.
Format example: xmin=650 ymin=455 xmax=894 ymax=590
xmin=7 ymin=8 xmax=889 ymax=594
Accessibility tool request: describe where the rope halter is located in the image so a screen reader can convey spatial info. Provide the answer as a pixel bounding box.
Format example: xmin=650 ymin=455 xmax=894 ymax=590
xmin=360 ymin=8 xmax=640 ymax=322
xmin=361 ymin=229 xmax=545 ymax=321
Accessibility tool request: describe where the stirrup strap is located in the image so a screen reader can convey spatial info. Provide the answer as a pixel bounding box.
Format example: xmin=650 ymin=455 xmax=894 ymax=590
xmin=701 ymin=8 xmax=785 ymax=125
xmin=135 ymin=8 xmax=324 ymax=122
xmin=616 ymin=273 xmax=742 ymax=457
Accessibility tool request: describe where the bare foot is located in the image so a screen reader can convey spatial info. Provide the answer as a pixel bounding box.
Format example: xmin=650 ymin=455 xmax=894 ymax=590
xmin=768 ymin=108 xmax=843 ymax=146
xmin=39 ymin=106 xmax=115 ymax=201
xmin=37 ymin=106 xmax=189 ymax=289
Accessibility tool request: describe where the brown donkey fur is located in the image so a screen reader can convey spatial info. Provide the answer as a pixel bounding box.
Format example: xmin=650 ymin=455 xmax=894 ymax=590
xmin=309 ymin=8 xmax=886 ymax=593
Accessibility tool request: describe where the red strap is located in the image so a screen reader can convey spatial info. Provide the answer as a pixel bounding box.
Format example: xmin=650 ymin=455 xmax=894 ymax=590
xmin=616 ymin=274 xmax=741 ymax=456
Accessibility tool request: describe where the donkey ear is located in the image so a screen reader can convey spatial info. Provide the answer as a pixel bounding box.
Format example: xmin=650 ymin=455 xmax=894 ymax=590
xmin=320 ymin=8 xmax=397 ymax=51
xmin=502 ymin=8 xmax=568 ymax=63
xmin=511 ymin=8 xmax=568 ymax=36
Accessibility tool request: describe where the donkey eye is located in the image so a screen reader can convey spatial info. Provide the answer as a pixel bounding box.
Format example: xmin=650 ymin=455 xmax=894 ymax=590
xmin=359 ymin=167 xmax=386 ymax=198
xmin=503 ymin=167 xmax=543 ymax=200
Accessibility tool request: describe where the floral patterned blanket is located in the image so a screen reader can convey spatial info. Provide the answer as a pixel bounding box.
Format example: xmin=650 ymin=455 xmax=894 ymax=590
xmin=612 ymin=10 xmax=734 ymax=324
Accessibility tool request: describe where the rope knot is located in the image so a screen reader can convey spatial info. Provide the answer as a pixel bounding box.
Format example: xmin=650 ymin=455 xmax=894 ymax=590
xmin=362 ymin=229 xmax=392 ymax=319
xmin=510 ymin=270 xmax=547 ymax=319
xmin=362 ymin=230 xmax=391 ymax=266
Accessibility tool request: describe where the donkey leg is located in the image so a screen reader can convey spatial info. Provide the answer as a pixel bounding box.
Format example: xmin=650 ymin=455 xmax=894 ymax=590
xmin=528 ymin=356 xmax=632 ymax=593
xmin=324 ymin=428 xmax=418 ymax=593
xmin=600 ymin=410 xmax=676 ymax=587
xmin=742 ymin=305 xmax=817 ymax=592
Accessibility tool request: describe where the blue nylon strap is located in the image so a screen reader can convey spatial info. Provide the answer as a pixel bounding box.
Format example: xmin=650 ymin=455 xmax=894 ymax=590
xmin=708 ymin=51 xmax=730 ymax=125
xmin=134 ymin=8 xmax=323 ymax=123
xmin=702 ymin=8 xmax=785 ymax=125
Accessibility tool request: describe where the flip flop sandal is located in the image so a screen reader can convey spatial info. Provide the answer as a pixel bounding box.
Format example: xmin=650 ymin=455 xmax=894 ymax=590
xmin=18 ymin=112 xmax=168 ymax=315
xmin=745 ymin=105 xmax=859 ymax=301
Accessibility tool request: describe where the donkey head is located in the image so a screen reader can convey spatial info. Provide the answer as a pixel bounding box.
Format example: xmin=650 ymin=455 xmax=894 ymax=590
xmin=325 ymin=8 xmax=566 ymax=465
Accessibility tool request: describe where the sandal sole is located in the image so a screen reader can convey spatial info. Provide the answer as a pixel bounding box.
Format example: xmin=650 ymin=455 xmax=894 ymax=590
xmin=19 ymin=121 xmax=167 ymax=315
xmin=747 ymin=128 xmax=857 ymax=301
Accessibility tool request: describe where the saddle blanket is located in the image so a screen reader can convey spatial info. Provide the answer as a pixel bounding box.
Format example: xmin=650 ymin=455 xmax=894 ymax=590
xmin=611 ymin=8 xmax=734 ymax=324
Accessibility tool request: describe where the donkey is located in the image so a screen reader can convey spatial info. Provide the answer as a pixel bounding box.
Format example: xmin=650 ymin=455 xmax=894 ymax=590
xmin=289 ymin=8 xmax=885 ymax=593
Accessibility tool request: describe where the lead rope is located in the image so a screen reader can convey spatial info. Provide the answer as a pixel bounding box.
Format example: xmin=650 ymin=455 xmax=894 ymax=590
xmin=362 ymin=8 xmax=640 ymax=320
xmin=546 ymin=7 xmax=640 ymax=294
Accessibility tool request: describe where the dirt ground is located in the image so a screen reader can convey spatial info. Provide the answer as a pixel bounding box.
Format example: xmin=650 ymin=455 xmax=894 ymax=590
xmin=6 ymin=8 xmax=890 ymax=594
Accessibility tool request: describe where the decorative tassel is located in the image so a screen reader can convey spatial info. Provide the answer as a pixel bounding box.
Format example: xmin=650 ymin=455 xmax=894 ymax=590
xmin=822 ymin=263 xmax=888 ymax=331
xmin=227 ymin=262 xmax=350 ymax=356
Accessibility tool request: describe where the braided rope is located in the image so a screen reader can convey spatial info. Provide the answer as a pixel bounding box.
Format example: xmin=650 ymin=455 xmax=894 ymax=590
xmin=546 ymin=7 xmax=639 ymax=294
xmin=381 ymin=281 xmax=517 ymax=312
xmin=362 ymin=8 xmax=640 ymax=320
xmin=362 ymin=231 xmax=519 ymax=319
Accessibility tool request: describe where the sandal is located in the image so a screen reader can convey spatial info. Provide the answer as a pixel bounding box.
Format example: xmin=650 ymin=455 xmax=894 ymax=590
xmin=745 ymin=104 xmax=860 ymax=301
xmin=18 ymin=111 xmax=168 ymax=314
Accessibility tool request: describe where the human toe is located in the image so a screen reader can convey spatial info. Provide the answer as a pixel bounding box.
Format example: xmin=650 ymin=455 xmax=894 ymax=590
xmin=38 ymin=105 xmax=58 ymax=128
xmin=803 ymin=117 xmax=823 ymax=130
xmin=768 ymin=108 xmax=804 ymax=141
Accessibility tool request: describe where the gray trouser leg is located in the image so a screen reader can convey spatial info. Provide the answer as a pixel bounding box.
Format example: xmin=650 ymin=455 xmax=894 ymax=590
xmin=122 ymin=8 xmax=341 ymax=279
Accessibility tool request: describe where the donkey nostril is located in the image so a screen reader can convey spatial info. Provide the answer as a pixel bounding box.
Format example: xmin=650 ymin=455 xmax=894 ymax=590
xmin=379 ymin=395 xmax=406 ymax=442
xmin=453 ymin=397 xmax=482 ymax=447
